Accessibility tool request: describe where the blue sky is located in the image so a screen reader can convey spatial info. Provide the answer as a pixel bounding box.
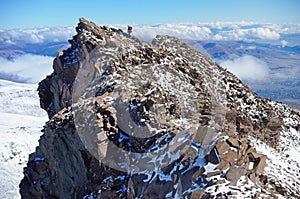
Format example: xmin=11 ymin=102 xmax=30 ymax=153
xmin=1 ymin=0 xmax=300 ymax=29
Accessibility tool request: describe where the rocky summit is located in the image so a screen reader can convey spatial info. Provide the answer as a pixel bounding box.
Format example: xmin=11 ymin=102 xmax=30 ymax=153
xmin=20 ymin=18 xmax=300 ymax=199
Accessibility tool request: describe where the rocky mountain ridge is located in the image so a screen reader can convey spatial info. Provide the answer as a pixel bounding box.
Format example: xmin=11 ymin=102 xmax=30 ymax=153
xmin=20 ymin=18 xmax=300 ymax=198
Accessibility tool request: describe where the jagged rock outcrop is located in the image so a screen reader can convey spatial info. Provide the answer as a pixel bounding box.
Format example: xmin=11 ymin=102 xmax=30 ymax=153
xmin=20 ymin=18 xmax=300 ymax=198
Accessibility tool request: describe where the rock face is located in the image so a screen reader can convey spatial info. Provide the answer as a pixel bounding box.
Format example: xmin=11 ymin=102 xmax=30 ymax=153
xmin=20 ymin=18 xmax=300 ymax=198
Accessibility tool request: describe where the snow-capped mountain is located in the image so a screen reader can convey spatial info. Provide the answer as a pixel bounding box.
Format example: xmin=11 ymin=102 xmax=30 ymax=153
xmin=19 ymin=18 xmax=300 ymax=199
xmin=0 ymin=79 xmax=47 ymax=199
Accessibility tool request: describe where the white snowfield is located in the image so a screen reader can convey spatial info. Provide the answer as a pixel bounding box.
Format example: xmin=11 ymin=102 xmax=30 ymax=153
xmin=0 ymin=80 xmax=48 ymax=199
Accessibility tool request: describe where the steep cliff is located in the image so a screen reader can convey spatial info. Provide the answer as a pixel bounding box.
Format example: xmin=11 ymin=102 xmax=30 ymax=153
xmin=20 ymin=18 xmax=300 ymax=199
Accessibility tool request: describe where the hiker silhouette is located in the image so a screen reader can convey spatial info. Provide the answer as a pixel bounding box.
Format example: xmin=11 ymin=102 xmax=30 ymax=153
xmin=127 ymin=25 xmax=133 ymax=35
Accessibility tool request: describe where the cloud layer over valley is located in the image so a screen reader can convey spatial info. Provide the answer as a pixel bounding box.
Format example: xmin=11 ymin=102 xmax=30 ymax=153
xmin=220 ymin=55 xmax=270 ymax=81
xmin=131 ymin=22 xmax=300 ymax=44
xmin=0 ymin=54 xmax=54 ymax=83
xmin=0 ymin=27 xmax=75 ymax=44
xmin=1 ymin=22 xmax=300 ymax=45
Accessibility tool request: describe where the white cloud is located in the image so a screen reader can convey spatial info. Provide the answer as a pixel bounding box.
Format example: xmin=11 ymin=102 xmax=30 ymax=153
xmin=127 ymin=22 xmax=300 ymax=43
xmin=0 ymin=54 xmax=54 ymax=83
xmin=0 ymin=27 xmax=75 ymax=44
xmin=220 ymin=55 xmax=270 ymax=81
xmin=250 ymin=27 xmax=280 ymax=40
xmin=207 ymin=27 xmax=280 ymax=41
xmin=281 ymin=40 xmax=288 ymax=47
xmin=213 ymin=34 xmax=223 ymax=40
xmin=133 ymin=23 xmax=213 ymax=41
xmin=1 ymin=22 xmax=299 ymax=46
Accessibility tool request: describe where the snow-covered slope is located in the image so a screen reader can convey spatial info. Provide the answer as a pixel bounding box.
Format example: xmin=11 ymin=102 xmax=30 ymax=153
xmin=0 ymin=79 xmax=47 ymax=199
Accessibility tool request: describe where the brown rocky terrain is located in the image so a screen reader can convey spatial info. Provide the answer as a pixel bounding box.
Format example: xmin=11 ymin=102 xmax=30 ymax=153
xmin=20 ymin=18 xmax=300 ymax=198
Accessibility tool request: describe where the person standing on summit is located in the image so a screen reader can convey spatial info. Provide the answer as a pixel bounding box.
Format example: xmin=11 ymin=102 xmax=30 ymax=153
xmin=127 ymin=25 xmax=133 ymax=36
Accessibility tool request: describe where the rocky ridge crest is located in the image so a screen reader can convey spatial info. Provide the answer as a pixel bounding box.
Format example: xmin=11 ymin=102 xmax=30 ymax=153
xmin=20 ymin=18 xmax=300 ymax=198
